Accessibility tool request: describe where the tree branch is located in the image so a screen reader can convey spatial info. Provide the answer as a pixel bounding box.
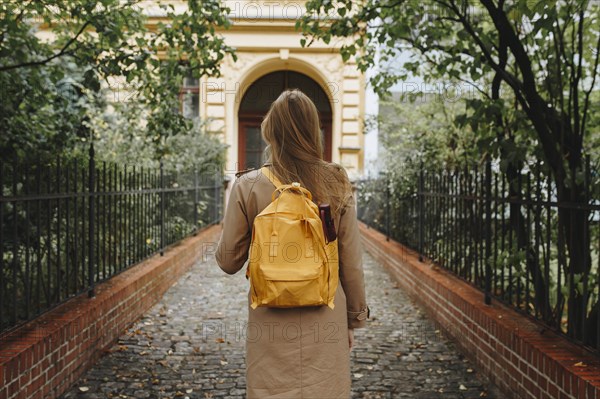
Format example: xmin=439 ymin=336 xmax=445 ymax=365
xmin=552 ymin=15 xmax=571 ymax=155
xmin=567 ymin=4 xmax=578 ymax=140
xmin=572 ymin=6 xmax=584 ymax=143
xmin=398 ymin=35 xmax=492 ymax=99
xmin=551 ymin=23 xmax=567 ymax=123
xmin=0 ymin=1 xmax=32 ymax=46
xmin=0 ymin=20 xmax=91 ymax=72
xmin=491 ymin=31 xmax=507 ymax=101
xmin=580 ymin=31 xmax=600 ymax=141
xmin=444 ymin=0 xmax=529 ymax=111
xmin=479 ymin=0 xmax=567 ymax=185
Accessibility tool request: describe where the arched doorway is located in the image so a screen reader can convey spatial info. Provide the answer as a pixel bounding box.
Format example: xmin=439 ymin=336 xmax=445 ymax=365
xmin=238 ymin=70 xmax=333 ymax=169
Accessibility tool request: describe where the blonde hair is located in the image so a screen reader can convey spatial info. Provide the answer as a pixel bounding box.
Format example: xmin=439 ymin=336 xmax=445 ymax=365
xmin=261 ymin=89 xmax=353 ymax=218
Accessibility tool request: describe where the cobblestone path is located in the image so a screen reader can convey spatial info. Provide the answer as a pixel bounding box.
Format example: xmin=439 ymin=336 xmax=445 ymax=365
xmin=60 ymin=235 xmax=505 ymax=399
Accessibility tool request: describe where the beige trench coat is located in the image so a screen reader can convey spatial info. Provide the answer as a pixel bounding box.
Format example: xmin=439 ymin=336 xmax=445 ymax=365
xmin=215 ymin=165 xmax=369 ymax=399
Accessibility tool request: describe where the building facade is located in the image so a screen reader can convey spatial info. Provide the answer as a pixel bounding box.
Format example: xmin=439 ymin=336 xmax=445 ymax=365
xmin=153 ymin=1 xmax=368 ymax=179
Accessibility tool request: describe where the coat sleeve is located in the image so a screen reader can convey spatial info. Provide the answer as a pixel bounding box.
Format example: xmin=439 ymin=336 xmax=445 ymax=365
xmin=215 ymin=177 xmax=251 ymax=275
xmin=337 ymin=194 xmax=369 ymax=329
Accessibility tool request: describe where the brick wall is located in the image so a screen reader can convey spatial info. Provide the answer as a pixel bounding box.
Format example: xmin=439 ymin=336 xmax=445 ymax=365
xmin=359 ymin=222 xmax=600 ymax=399
xmin=0 ymin=225 xmax=221 ymax=399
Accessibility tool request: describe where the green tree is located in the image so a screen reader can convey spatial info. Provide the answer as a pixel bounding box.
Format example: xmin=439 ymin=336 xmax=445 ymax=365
xmin=84 ymin=99 xmax=226 ymax=175
xmin=375 ymin=92 xmax=481 ymax=168
xmin=0 ymin=0 xmax=233 ymax=333
xmin=300 ymin=0 xmax=599 ymax=345
xmin=0 ymin=0 xmax=235 ymax=160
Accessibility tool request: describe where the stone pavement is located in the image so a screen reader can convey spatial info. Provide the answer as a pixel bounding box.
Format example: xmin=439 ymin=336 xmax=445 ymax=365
xmin=59 ymin=239 xmax=506 ymax=399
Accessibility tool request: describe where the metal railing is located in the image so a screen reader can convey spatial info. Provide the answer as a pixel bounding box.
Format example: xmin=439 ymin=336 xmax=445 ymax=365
xmin=357 ymin=159 xmax=600 ymax=354
xmin=0 ymin=145 xmax=224 ymax=334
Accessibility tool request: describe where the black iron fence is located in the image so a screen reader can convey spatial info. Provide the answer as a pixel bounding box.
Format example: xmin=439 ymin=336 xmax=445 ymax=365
xmin=357 ymin=159 xmax=600 ymax=353
xmin=0 ymin=145 xmax=224 ymax=334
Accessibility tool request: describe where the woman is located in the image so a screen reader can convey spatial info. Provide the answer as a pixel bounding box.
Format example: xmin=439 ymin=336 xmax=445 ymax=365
xmin=215 ymin=88 xmax=369 ymax=398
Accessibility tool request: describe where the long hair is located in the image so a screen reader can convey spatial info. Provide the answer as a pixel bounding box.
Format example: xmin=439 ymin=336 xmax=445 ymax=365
xmin=261 ymin=88 xmax=353 ymax=218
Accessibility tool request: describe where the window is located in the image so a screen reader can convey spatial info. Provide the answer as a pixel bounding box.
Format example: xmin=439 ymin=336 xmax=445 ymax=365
xmin=180 ymin=72 xmax=199 ymax=119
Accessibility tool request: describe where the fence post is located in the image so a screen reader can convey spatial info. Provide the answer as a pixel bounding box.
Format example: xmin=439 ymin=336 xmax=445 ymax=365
xmin=385 ymin=172 xmax=390 ymax=242
xmin=484 ymin=159 xmax=492 ymax=305
xmin=0 ymin=157 xmax=3 ymax=329
xmin=582 ymin=155 xmax=590 ymax=344
xmin=88 ymin=143 xmax=96 ymax=298
xmin=418 ymin=162 xmax=424 ymax=262
xmin=160 ymin=159 xmax=165 ymax=256
xmin=214 ymin=168 xmax=220 ymax=224
xmin=218 ymin=169 xmax=223 ymax=222
xmin=193 ymin=168 xmax=198 ymax=235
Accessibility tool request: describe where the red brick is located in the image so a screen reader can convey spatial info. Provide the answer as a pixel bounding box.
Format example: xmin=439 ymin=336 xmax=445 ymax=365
xmin=358 ymin=223 xmax=600 ymax=399
xmin=42 ymin=380 xmax=50 ymax=398
xmin=6 ymin=380 xmax=18 ymax=397
xmin=528 ymin=365 xmax=538 ymax=381
xmin=0 ymin=224 xmax=215 ymax=399
xmin=32 ymin=387 xmax=44 ymax=399
xmin=524 ymin=375 xmax=535 ymax=393
xmin=531 ymin=382 xmax=541 ymax=399
xmin=559 ymin=390 xmax=571 ymax=399
xmin=30 ymin=373 xmax=44 ymax=393
xmin=587 ymin=382 xmax=598 ymax=399
xmin=541 ymin=353 xmax=549 ymax=376
xmin=578 ymin=377 xmax=587 ymax=399
xmin=537 ymin=374 xmax=548 ymax=393
xmin=47 ymin=364 xmax=56 ymax=380
xmin=564 ymin=370 xmax=573 ymax=395
xmin=18 ymin=371 xmax=31 ymax=390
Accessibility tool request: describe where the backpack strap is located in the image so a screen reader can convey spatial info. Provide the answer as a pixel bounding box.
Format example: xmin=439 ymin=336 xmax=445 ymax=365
xmin=260 ymin=166 xmax=284 ymax=188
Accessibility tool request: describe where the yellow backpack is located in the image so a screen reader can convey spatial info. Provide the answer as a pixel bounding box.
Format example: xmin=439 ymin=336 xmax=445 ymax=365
xmin=245 ymin=166 xmax=339 ymax=309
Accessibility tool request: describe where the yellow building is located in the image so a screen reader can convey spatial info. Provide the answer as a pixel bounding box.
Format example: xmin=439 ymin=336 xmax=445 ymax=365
xmin=146 ymin=1 xmax=367 ymax=179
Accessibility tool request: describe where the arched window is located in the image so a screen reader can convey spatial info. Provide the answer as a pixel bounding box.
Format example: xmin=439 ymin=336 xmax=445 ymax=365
xmin=238 ymin=71 xmax=332 ymax=169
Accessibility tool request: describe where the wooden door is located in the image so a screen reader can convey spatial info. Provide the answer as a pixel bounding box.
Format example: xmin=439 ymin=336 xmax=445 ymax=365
xmin=238 ymin=116 xmax=266 ymax=170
